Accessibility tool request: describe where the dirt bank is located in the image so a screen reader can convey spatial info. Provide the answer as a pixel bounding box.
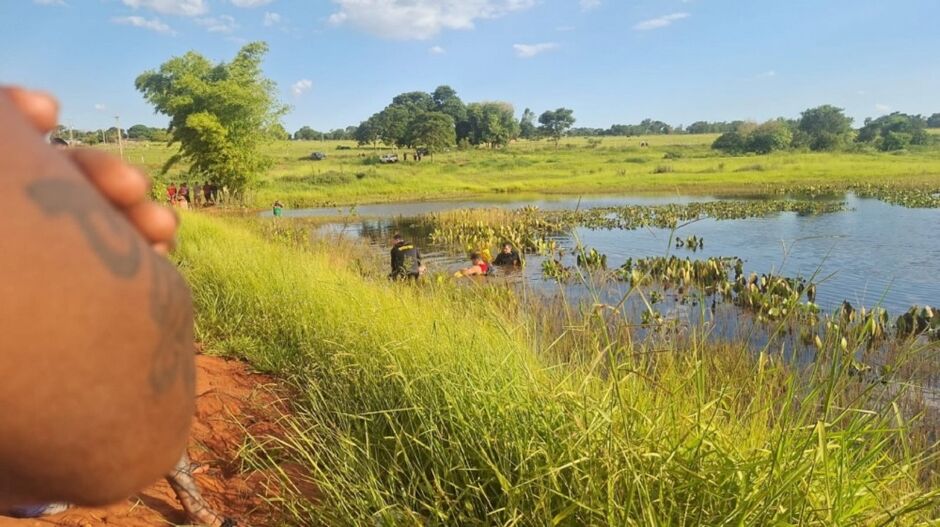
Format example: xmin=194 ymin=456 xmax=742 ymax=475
xmin=1 ymin=354 xmax=287 ymax=527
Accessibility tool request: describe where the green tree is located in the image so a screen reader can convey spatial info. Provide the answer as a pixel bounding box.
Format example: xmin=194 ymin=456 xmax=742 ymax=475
xmin=745 ymin=120 xmax=793 ymax=154
xmin=135 ymin=42 xmax=287 ymax=196
xmin=928 ymin=113 xmax=940 ymax=128
xmin=355 ymin=117 xmax=381 ymax=149
xmin=519 ymin=108 xmax=537 ymax=139
xmin=464 ymin=102 xmax=519 ymax=148
xmin=267 ymin=122 xmax=290 ymax=141
xmin=538 ymin=108 xmax=576 ymax=147
xmin=127 ymin=124 xmax=153 ymax=140
xmin=407 ymin=112 xmax=455 ymax=157
xmin=106 ymin=126 xmax=128 ymax=141
xmin=712 ymin=131 xmax=747 ymax=154
xmin=432 ymin=85 xmax=467 ymax=126
xmin=377 ymin=105 xmax=411 ymax=147
xmin=294 ymin=126 xmax=320 ymax=140
xmin=796 ymin=105 xmax=853 ymax=151
xmin=856 ymin=113 xmax=929 ymax=151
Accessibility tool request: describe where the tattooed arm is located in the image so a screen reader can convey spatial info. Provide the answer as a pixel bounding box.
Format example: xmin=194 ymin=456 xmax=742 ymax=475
xmin=0 ymin=91 xmax=195 ymax=507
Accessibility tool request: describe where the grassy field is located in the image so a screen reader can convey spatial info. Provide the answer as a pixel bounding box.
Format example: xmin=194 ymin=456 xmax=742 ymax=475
xmin=176 ymin=213 xmax=940 ymax=525
xmin=98 ymin=134 xmax=940 ymax=209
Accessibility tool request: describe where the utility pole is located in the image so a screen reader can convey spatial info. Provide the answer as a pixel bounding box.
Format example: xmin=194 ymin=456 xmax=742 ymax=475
xmin=115 ymin=115 xmax=124 ymax=160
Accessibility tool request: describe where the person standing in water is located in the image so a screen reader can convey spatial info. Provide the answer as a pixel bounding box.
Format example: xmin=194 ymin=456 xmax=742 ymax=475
xmin=492 ymin=242 xmax=521 ymax=267
xmin=272 ymin=200 xmax=284 ymax=217
xmin=389 ymin=233 xmax=424 ymax=279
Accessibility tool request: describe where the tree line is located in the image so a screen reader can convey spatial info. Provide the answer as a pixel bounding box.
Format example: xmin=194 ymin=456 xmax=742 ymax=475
xmin=712 ymin=106 xmax=938 ymax=154
xmin=288 ymin=86 xmax=575 ymax=150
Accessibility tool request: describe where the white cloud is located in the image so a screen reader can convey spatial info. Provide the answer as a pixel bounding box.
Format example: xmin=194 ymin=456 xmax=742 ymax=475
xmin=513 ymin=42 xmax=559 ymax=58
xmin=633 ymin=12 xmax=689 ymax=31
xmin=875 ymin=103 xmax=892 ymax=114
xmin=33 ymin=0 xmax=67 ymax=6
xmin=328 ymin=0 xmax=536 ymax=40
xmin=291 ymin=79 xmax=313 ymax=97
xmin=195 ymin=14 xmax=239 ymax=32
xmin=263 ymin=11 xmax=281 ymax=26
xmin=112 ymin=15 xmax=176 ymax=35
xmin=857 ymin=90 xmax=867 ymax=95
xmin=231 ymin=0 xmax=273 ymax=6
xmin=94 ymin=103 xmax=106 ymax=111
xmin=429 ymin=45 xmax=446 ymax=54
xmin=121 ymin=0 xmax=207 ymax=17
xmin=580 ymin=0 xmax=600 ymax=11
xmin=758 ymin=70 xmax=776 ymax=78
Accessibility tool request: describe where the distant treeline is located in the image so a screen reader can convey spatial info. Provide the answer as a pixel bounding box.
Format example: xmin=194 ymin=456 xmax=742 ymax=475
xmin=53 ymin=123 xmax=169 ymax=145
xmin=710 ymin=107 xmax=939 ymax=154
xmin=568 ymin=120 xmax=738 ymax=136
xmin=60 ymin=105 xmax=940 ymax=153
xmin=288 ymin=86 xmax=576 ymax=151
xmin=290 ymin=104 xmax=940 ymax=154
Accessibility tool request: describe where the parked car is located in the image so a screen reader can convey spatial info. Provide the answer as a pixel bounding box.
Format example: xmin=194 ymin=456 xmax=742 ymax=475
xmin=310 ymin=151 xmax=327 ymax=160
xmin=379 ymin=153 xmax=399 ymax=164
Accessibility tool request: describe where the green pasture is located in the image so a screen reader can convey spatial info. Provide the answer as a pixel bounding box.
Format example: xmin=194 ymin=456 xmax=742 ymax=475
xmin=98 ymin=134 xmax=940 ymax=209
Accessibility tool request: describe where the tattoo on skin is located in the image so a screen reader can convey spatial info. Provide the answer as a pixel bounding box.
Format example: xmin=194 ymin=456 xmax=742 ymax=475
xmin=27 ymin=180 xmax=142 ymax=278
xmin=27 ymin=179 xmax=194 ymax=396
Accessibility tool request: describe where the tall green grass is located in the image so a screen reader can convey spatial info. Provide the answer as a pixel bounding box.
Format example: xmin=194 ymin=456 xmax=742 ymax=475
xmin=177 ymin=213 xmax=939 ymax=525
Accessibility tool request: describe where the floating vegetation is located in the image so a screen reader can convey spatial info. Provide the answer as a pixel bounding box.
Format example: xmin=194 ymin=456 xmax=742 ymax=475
xmin=852 ymin=185 xmax=940 ymax=208
xmin=732 ymin=272 xmax=819 ymax=323
xmin=675 ymin=235 xmax=704 ymax=251
xmin=896 ymin=305 xmax=940 ymax=339
xmin=614 ymin=255 xmax=818 ymax=324
xmin=541 ymin=258 xmax=570 ymax=282
xmin=576 ymin=247 xmax=607 ymax=270
xmin=832 ymin=301 xmax=891 ymax=348
xmin=771 ymin=183 xmax=940 ymax=208
xmin=556 ymin=249 xmax=940 ymax=344
xmin=423 ymin=199 xmax=847 ymax=251
xmin=616 ymin=256 xmax=740 ymax=295
xmin=426 ymin=206 xmax=557 ymax=254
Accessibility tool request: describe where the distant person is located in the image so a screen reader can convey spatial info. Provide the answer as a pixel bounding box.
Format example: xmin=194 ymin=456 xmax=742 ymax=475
xmin=389 ymin=233 xmax=424 ymax=280
xmin=202 ymin=182 xmax=212 ymax=206
xmin=272 ymin=200 xmax=284 ymax=217
xmin=179 ymin=182 xmax=190 ymax=205
xmin=167 ymin=182 xmax=178 ymax=204
xmin=455 ymin=252 xmax=489 ymax=277
xmin=492 ymin=242 xmax=521 ymax=267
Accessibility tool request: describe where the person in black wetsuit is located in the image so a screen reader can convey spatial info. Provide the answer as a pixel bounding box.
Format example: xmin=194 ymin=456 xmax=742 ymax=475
xmin=389 ymin=233 xmax=424 ymax=279
xmin=492 ymin=242 xmax=521 ymax=267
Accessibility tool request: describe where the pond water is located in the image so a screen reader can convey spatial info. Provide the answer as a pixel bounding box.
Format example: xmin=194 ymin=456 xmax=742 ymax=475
xmin=275 ymin=193 xmax=940 ymax=317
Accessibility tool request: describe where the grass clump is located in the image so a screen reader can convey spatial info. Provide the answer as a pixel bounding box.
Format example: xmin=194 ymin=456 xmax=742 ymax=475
xmin=176 ymin=213 xmax=940 ymax=525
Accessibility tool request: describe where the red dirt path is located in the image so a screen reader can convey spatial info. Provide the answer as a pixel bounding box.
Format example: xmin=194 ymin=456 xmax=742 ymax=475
xmin=1 ymin=354 xmax=287 ymax=527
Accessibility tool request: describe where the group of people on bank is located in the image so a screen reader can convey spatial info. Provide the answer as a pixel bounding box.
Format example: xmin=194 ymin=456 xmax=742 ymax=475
xmin=389 ymin=233 xmax=522 ymax=280
xmin=166 ymin=181 xmax=222 ymax=208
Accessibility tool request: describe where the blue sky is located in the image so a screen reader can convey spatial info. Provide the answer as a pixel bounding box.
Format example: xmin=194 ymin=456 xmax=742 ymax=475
xmin=2 ymin=0 xmax=939 ymax=132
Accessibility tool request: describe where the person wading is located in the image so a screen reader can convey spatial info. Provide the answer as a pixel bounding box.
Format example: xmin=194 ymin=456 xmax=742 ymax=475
xmin=389 ymin=233 xmax=424 ymax=280
xmin=492 ymin=242 xmax=521 ymax=267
